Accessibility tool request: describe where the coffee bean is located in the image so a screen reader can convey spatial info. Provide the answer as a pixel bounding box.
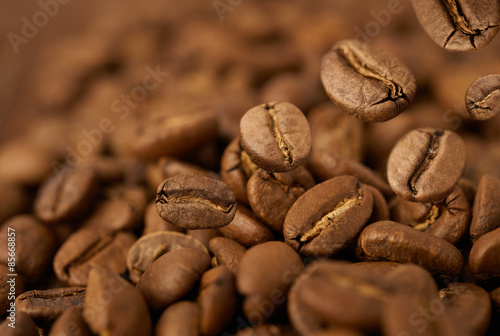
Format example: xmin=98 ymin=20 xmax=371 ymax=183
xmin=283 ymin=175 xmax=373 ymax=257
xmin=391 ymin=186 xmax=470 ymax=244
xmin=198 ymin=266 xmax=238 ymax=336
xmin=387 ymin=128 xmax=466 ymax=203
xmin=247 ymin=167 xmax=315 ymax=232
xmin=143 ymin=201 xmax=184 ymax=235
xmin=237 ymin=241 xmax=303 ymax=325
xmin=470 ymin=174 xmax=500 ymax=242
xmin=155 ymin=301 xmax=200 ymax=336
xmin=410 ymin=0 xmax=500 ymax=51
xmin=126 ymin=231 xmax=208 ymax=284
xmin=53 ymin=227 xmax=136 ymax=286
xmin=469 ymin=226 xmax=500 ymax=280
xmin=49 ymin=307 xmax=92 ymax=336
xmin=137 ymin=247 xmax=210 ymax=310
xmin=356 ymin=221 xmax=464 ymax=277
xmin=15 ymin=287 xmax=86 ymax=326
xmin=466 ymin=74 xmax=500 ymax=121
xmin=156 ymin=174 xmax=237 ymax=230
xmin=239 ymin=102 xmax=311 ymax=172
xmin=320 ymin=39 xmax=416 ymax=122
xmin=209 ymin=237 xmax=247 ymax=274
xmin=439 ymin=283 xmax=491 ymax=336
xmin=83 ymin=268 xmax=151 ymax=336
xmin=0 ymin=312 xmax=38 ymax=336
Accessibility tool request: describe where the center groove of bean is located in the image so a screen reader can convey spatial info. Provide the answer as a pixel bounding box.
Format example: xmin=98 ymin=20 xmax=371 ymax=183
xmin=412 ymin=205 xmax=440 ymax=231
xmin=442 ymin=0 xmax=477 ymax=35
xmin=265 ymin=103 xmax=293 ymax=165
xmin=157 ymin=193 xmax=234 ymax=213
xmin=65 ymin=233 xmax=117 ymax=273
xmin=409 ymin=130 xmax=443 ymax=196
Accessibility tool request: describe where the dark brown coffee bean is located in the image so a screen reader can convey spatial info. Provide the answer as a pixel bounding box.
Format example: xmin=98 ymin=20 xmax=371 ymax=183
xmin=53 ymin=228 xmax=136 ymax=286
xmin=466 ymin=74 xmax=500 ymax=121
xmin=83 ymin=268 xmax=151 ymax=336
xmin=239 ymin=102 xmax=311 ymax=172
xmin=137 ymin=247 xmax=210 ymax=310
xmin=237 ymin=241 xmax=303 ymax=325
xmin=320 ymin=39 xmax=416 ymax=122
xmin=155 ymin=301 xmax=200 ymax=336
xmin=387 ymin=128 xmax=466 ymax=203
xmin=15 ymin=287 xmax=86 ymax=326
xmin=247 ymin=167 xmax=315 ymax=232
xmin=0 ymin=182 xmax=27 ymax=223
xmin=198 ymin=266 xmax=238 ymax=336
xmin=365 ymin=185 xmax=390 ymax=223
xmin=308 ymin=151 xmax=393 ymax=197
xmin=469 ymin=227 xmax=500 ymax=280
xmin=156 ymin=174 xmax=237 ymax=229
xmin=236 ymin=324 xmax=300 ymax=336
xmin=143 ymin=201 xmax=184 ymax=235
xmin=410 ymin=0 xmax=500 ymax=51
xmin=126 ymin=231 xmax=208 ymax=284
xmin=391 ymin=186 xmax=470 ymax=244
xmin=0 ymin=215 xmax=56 ymax=279
xmin=209 ymin=237 xmax=247 ymax=274
xmin=470 ymin=174 xmax=500 ymax=242
xmin=34 ymin=167 xmax=98 ymax=223
xmin=218 ymin=204 xmax=275 ymax=247
xmin=356 ymin=221 xmax=464 ymax=277
xmin=49 ymin=307 xmax=92 ymax=336
xmin=284 ymin=175 xmax=373 ymax=257
xmin=439 ymin=283 xmax=491 ymax=336
xmin=0 ymin=312 xmax=38 ymax=336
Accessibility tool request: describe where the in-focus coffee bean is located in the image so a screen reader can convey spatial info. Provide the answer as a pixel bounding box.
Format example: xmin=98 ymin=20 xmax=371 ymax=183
xmin=466 ymin=74 xmax=500 ymax=121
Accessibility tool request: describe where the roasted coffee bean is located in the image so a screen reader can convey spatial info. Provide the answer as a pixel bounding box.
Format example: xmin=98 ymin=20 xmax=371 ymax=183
xmin=348 ymin=261 xmax=402 ymax=277
xmin=439 ymin=283 xmax=491 ymax=336
xmin=53 ymin=227 xmax=136 ymax=286
xmin=365 ymin=185 xmax=390 ymax=223
xmin=155 ymin=301 xmax=200 ymax=336
xmin=209 ymin=237 xmax=247 ymax=273
xmin=236 ymin=324 xmax=300 ymax=336
xmin=466 ymin=74 xmax=500 ymax=121
xmin=143 ymin=201 xmax=184 ymax=235
xmin=239 ymin=102 xmax=311 ymax=172
xmin=410 ymin=0 xmax=500 ymax=51
xmin=49 ymin=307 xmax=92 ymax=336
xmin=387 ymin=128 xmax=466 ymax=203
xmin=320 ymin=39 xmax=416 ymax=122
xmin=0 ymin=182 xmax=27 ymax=223
xmin=198 ymin=266 xmax=238 ymax=336
xmin=156 ymin=174 xmax=237 ymax=229
xmin=0 ymin=215 xmax=56 ymax=279
xmin=308 ymin=151 xmax=393 ymax=197
xmin=15 ymin=287 xmax=86 ymax=326
xmin=34 ymin=167 xmax=98 ymax=222
xmin=390 ymin=186 xmax=470 ymax=244
xmin=137 ymin=247 xmax=210 ymax=311
xmin=470 ymin=174 xmax=500 ymax=242
xmin=83 ymin=268 xmax=151 ymax=336
xmin=284 ymin=175 xmax=373 ymax=257
xmin=218 ymin=204 xmax=275 ymax=247
xmin=356 ymin=221 xmax=464 ymax=277
xmin=0 ymin=312 xmax=38 ymax=336
xmin=127 ymin=231 xmax=208 ymax=283
xmin=237 ymin=241 xmax=303 ymax=325
xmin=247 ymin=167 xmax=315 ymax=232
xmin=469 ymin=226 xmax=500 ymax=279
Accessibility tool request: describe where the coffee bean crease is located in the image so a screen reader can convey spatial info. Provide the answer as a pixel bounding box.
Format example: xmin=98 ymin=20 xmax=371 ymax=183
xmin=157 ymin=192 xmax=234 ymax=214
xmin=265 ymin=102 xmax=293 ymax=165
xmin=409 ymin=129 xmax=443 ymax=196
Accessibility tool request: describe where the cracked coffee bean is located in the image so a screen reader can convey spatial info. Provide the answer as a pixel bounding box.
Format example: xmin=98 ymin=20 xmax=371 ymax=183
xmin=283 ymin=175 xmax=373 ymax=257
xmin=470 ymin=174 xmax=500 ymax=242
xmin=156 ymin=174 xmax=237 ymax=229
xmin=410 ymin=0 xmax=500 ymax=51
xmin=387 ymin=128 xmax=466 ymax=203
xmin=466 ymin=74 xmax=500 ymax=121
xmin=239 ymin=102 xmax=312 ymax=172
xmin=320 ymin=39 xmax=416 ymax=122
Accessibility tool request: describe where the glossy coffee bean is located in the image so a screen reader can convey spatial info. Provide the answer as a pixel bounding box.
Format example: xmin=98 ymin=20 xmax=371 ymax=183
xmin=469 ymin=227 xmax=500 ymax=280
xmin=239 ymin=102 xmax=311 ymax=172
xmin=321 ymin=39 xmax=416 ymax=122
xmin=284 ymin=175 xmax=373 ymax=257
xmin=387 ymin=128 xmax=466 ymax=203
xmin=209 ymin=237 xmax=247 ymax=274
xmin=137 ymin=247 xmax=210 ymax=310
xmin=466 ymin=74 xmax=500 ymax=121
xmin=155 ymin=301 xmax=200 ymax=336
xmin=470 ymin=174 xmax=500 ymax=242
xmin=0 ymin=312 xmax=38 ymax=336
xmin=356 ymin=221 xmax=464 ymax=277
xmin=156 ymin=174 xmax=237 ymax=229
xmin=410 ymin=0 xmax=500 ymax=51
xmin=49 ymin=307 xmax=92 ymax=336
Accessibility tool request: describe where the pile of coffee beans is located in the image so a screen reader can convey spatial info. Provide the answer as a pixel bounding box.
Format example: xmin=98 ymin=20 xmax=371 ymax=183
xmin=1 ymin=0 xmax=500 ymax=335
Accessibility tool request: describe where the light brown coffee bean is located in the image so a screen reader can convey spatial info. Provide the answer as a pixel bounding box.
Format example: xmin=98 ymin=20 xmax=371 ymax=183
xmin=209 ymin=237 xmax=247 ymax=274
xmin=466 ymin=74 xmax=500 ymax=121
xmin=469 ymin=227 xmax=500 ymax=280
xmin=155 ymin=301 xmax=200 ymax=336
xmin=49 ymin=307 xmax=92 ymax=336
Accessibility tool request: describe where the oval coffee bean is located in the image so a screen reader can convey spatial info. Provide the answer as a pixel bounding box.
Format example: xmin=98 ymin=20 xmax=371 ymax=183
xmin=356 ymin=221 xmax=464 ymax=277
xmin=470 ymin=174 xmax=500 ymax=242
xmin=209 ymin=237 xmax=247 ymax=274
xmin=320 ymin=39 xmax=416 ymax=122
xmin=239 ymin=101 xmax=311 ymax=172
xmin=469 ymin=227 xmax=500 ymax=279
xmin=156 ymin=174 xmax=237 ymax=229
xmin=49 ymin=307 xmax=92 ymax=336
xmin=155 ymin=301 xmax=200 ymax=336
xmin=410 ymin=0 xmax=500 ymax=51
xmin=387 ymin=128 xmax=466 ymax=203
xmin=126 ymin=231 xmax=208 ymax=284
xmin=284 ymin=175 xmax=373 ymax=257
xmin=466 ymin=74 xmax=500 ymax=121
xmin=137 ymin=247 xmax=210 ymax=311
